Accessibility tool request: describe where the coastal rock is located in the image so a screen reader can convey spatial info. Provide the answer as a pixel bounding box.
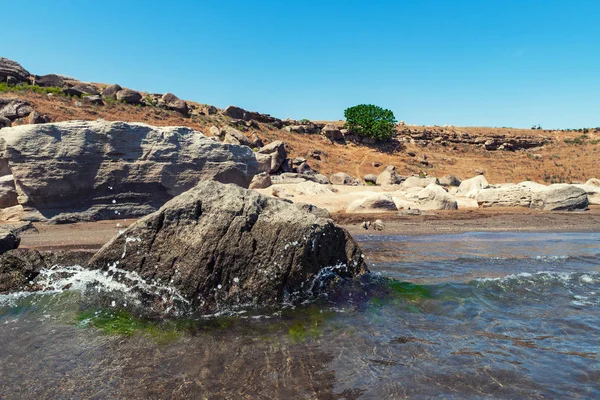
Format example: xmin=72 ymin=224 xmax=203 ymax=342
xmin=476 ymin=185 xmax=533 ymax=208
xmin=416 ymin=184 xmax=458 ymax=210
xmin=249 ymin=172 xmax=272 ymax=189
xmin=0 ymin=120 xmax=258 ymax=222
xmin=376 ymin=166 xmax=403 ymax=186
xmin=530 ymin=184 xmax=588 ymax=211
xmin=0 ymin=228 xmax=20 ymax=255
xmin=0 ymin=58 xmax=30 ymax=84
xmin=0 ymin=175 xmax=18 ymax=208
xmin=88 ymin=181 xmax=367 ymax=313
xmin=574 ymin=184 xmax=600 ymax=205
xmin=330 ymin=172 xmax=360 ymax=186
xmin=457 ymin=175 xmax=489 ymax=199
xmin=346 ymin=194 xmax=397 ymax=213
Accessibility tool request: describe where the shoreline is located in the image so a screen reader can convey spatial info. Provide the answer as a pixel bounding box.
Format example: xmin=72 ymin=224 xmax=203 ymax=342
xmin=11 ymin=206 xmax=600 ymax=251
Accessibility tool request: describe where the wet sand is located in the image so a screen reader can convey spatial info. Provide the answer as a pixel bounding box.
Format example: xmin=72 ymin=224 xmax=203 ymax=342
xmin=14 ymin=206 xmax=600 ymax=251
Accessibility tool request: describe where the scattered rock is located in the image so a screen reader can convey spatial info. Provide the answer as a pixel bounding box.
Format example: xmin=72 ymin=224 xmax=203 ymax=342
xmin=33 ymin=74 xmax=68 ymax=88
xmin=159 ymin=93 xmax=189 ymax=114
xmin=249 ymin=172 xmax=272 ymax=189
xmin=347 ymin=194 xmax=397 ymax=213
xmin=116 ymin=89 xmax=143 ymax=104
xmin=256 ymin=140 xmax=286 ymax=174
xmin=376 ymin=166 xmax=404 ymax=186
xmin=321 ymin=124 xmax=343 ymax=141
xmin=476 ymin=185 xmax=533 ymax=208
xmin=101 ymin=84 xmax=122 ymax=99
xmin=0 ymin=98 xmax=32 ymax=121
xmin=83 ymin=95 xmax=103 ymax=106
xmin=400 ymin=176 xmax=439 ymax=189
xmin=372 ymin=219 xmax=385 ymax=231
xmin=361 ymin=221 xmax=371 ymax=230
xmin=330 ymin=172 xmax=360 ymax=186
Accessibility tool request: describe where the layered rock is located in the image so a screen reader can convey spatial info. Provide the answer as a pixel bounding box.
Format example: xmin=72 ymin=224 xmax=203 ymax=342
xmin=88 ymin=181 xmax=367 ymax=313
xmin=0 ymin=120 xmax=258 ymax=222
xmin=476 ymin=185 xmax=533 ymax=207
xmin=347 ymin=194 xmax=397 ymax=213
xmin=530 ymin=184 xmax=588 ymax=211
xmin=0 ymin=98 xmax=32 ymax=121
xmin=0 ymin=58 xmax=30 ymax=84
xmin=457 ymin=175 xmax=489 ymax=198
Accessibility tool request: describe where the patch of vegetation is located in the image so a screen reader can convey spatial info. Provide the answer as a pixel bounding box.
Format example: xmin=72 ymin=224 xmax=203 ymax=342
xmin=344 ymin=104 xmax=397 ymax=141
xmin=563 ymin=135 xmax=587 ymax=145
xmin=387 ymin=281 xmax=432 ymax=301
xmin=298 ymin=118 xmax=310 ymax=124
xmin=0 ymin=82 xmax=63 ymax=95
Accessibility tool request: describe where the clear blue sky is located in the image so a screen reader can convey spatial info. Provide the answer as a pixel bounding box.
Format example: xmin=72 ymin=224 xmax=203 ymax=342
xmin=3 ymin=0 xmax=599 ymax=129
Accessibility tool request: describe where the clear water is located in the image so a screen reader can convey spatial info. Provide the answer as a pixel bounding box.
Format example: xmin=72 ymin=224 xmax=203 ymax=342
xmin=1 ymin=232 xmax=599 ymax=399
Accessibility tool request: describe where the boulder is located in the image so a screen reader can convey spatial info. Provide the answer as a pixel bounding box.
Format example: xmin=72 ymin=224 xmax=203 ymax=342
xmin=517 ymin=181 xmax=547 ymax=191
xmin=0 ymin=228 xmax=20 ymax=255
xmin=0 ymin=58 xmax=30 ymax=84
xmin=476 ymin=185 xmax=532 ymax=208
xmin=159 ymin=93 xmax=189 ymax=114
xmin=457 ymin=175 xmax=489 ymax=199
xmin=223 ymin=105 xmax=245 ymax=119
xmin=346 ymin=194 xmax=398 ymax=213
xmin=295 ymin=181 xmax=334 ymax=196
xmin=0 ymin=120 xmax=258 ymax=222
xmin=330 ymin=172 xmax=360 ymax=186
xmin=321 ymin=124 xmax=343 ymax=141
xmin=416 ymin=184 xmax=458 ymax=210
xmin=439 ymin=175 xmax=461 ymax=187
xmin=0 ymin=98 xmax=32 ymax=121
xmin=372 ymin=219 xmax=385 ymax=231
xmin=33 ymin=74 xmax=68 ymax=88
xmin=222 ymin=126 xmax=253 ymax=147
xmin=116 ymin=89 xmax=142 ymax=104
xmin=83 ymin=95 xmax=103 ymax=106
xmin=586 ymin=178 xmax=600 ymax=188
xmin=363 ymin=174 xmax=378 ymax=185
xmin=0 ymin=175 xmax=18 ymax=208
xmin=530 ymin=184 xmax=588 ymax=211
xmin=376 ymin=166 xmax=403 ymax=186
xmin=63 ymin=83 xmax=99 ymax=97
xmin=256 ymin=140 xmax=286 ymax=173
xmin=249 ymin=172 xmax=272 ymax=189
xmin=87 ymin=181 xmax=366 ymax=314
xmin=101 ymin=84 xmax=122 ymax=99
xmin=574 ymin=184 xmax=600 ymax=205
xmin=0 ymin=116 xmax=10 ymax=129
xmin=400 ymin=176 xmax=439 ymax=190
xmin=295 ymin=203 xmax=331 ymax=219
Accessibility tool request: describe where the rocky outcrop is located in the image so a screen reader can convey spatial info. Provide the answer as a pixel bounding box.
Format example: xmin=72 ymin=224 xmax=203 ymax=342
xmin=330 ymin=172 xmax=360 ymax=186
xmin=476 ymin=185 xmax=533 ymax=207
xmin=0 ymin=58 xmax=30 ymax=84
xmin=101 ymin=84 xmax=122 ymax=99
xmin=457 ymin=175 xmax=489 ymax=199
xmin=0 ymin=228 xmax=20 ymax=255
xmin=321 ymin=124 xmax=343 ymax=141
xmin=400 ymin=176 xmax=439 ymax=190
xmin=402 ymin=129 xmax=550 ymax=151
xmin=33 ymin=74 xmax=68 ymax=88
xmin=439 ymin=175 xmax=461 ymax=187
xmin=223 ymin=105 xmax=282 ymax=128
xmin=63 ymin=83 xmax=99 ymax=97
xmin=0 ymin=120 xmax=258 ymax=222
xmin=530 ymin=184 xmax=588 ymax=211
xmin=88 ymin=181 xmax=367 ymax=313
xmin=346 ymin=194 xmax=397 ymax=213
xmin=376 ymin=166 xmax=403 ymax=186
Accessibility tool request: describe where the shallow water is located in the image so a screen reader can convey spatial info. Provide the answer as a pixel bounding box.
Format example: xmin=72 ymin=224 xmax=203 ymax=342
xmin=1 ymin=232 xmax=599 ymax=399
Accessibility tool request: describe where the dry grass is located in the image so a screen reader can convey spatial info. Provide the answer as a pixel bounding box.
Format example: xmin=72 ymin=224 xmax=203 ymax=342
xmin=2 ymin=90 xmax=599 ymax=184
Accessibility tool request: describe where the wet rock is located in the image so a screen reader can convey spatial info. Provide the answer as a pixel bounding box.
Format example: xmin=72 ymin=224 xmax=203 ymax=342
xmin=0 ymin=120 xmax=258 ymax=222
xmin=330 ymin=172 xmax=360 ymax=186
xmin=88 ymin=181 xmax=367 ymax=313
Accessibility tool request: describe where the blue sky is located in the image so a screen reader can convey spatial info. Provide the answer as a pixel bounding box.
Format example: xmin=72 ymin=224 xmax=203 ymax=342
xmin=3 ymin=0 xmax=599 ymax=128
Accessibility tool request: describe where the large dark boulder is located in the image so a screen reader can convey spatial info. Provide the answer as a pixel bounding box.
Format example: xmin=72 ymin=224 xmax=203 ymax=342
xmin=159 ymin=93 xmax=189 ymax=114
xmin=33 ymin=74 xmax=68 ymax=88
xmin=116 ymin=89 xmax=142 ymax=104
xmin=0 ymin=57 xmax=30 ymax=84
xmin=0 ymin=228 xmax=20 ymax=255
xmin=0 ymin=120 xmax=259 ymax=222
xmin=89 ymin=181 xmax=368 ymax=314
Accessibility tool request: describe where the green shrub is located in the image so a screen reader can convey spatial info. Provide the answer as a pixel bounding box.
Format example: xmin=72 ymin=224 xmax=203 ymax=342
xmin=343 ymin=104 xmax=397 ymax=141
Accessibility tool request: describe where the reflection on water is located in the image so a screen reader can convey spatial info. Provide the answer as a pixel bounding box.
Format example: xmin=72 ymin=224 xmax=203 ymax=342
xmin=1 ymin=232 xmax=600 ymax=398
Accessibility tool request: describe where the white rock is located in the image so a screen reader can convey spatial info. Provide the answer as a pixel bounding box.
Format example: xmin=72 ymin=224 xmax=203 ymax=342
xmin=346 ymin=194 xmax=398 ymax=213
xmin=457 ymin=175 xmax=489 ymax=199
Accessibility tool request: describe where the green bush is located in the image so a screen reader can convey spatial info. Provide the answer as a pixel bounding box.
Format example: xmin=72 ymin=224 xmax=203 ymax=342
xmin=343 ymin=104 xmax=397 ymax=141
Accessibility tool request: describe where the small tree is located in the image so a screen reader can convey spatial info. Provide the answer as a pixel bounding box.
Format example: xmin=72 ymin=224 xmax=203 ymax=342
xmin=344 ymin=104 xmax=397 ymax=141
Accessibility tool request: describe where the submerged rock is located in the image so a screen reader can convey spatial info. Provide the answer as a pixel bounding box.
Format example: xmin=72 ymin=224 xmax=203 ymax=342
xmin=88 ymin=181 xmax=368 ymax=314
